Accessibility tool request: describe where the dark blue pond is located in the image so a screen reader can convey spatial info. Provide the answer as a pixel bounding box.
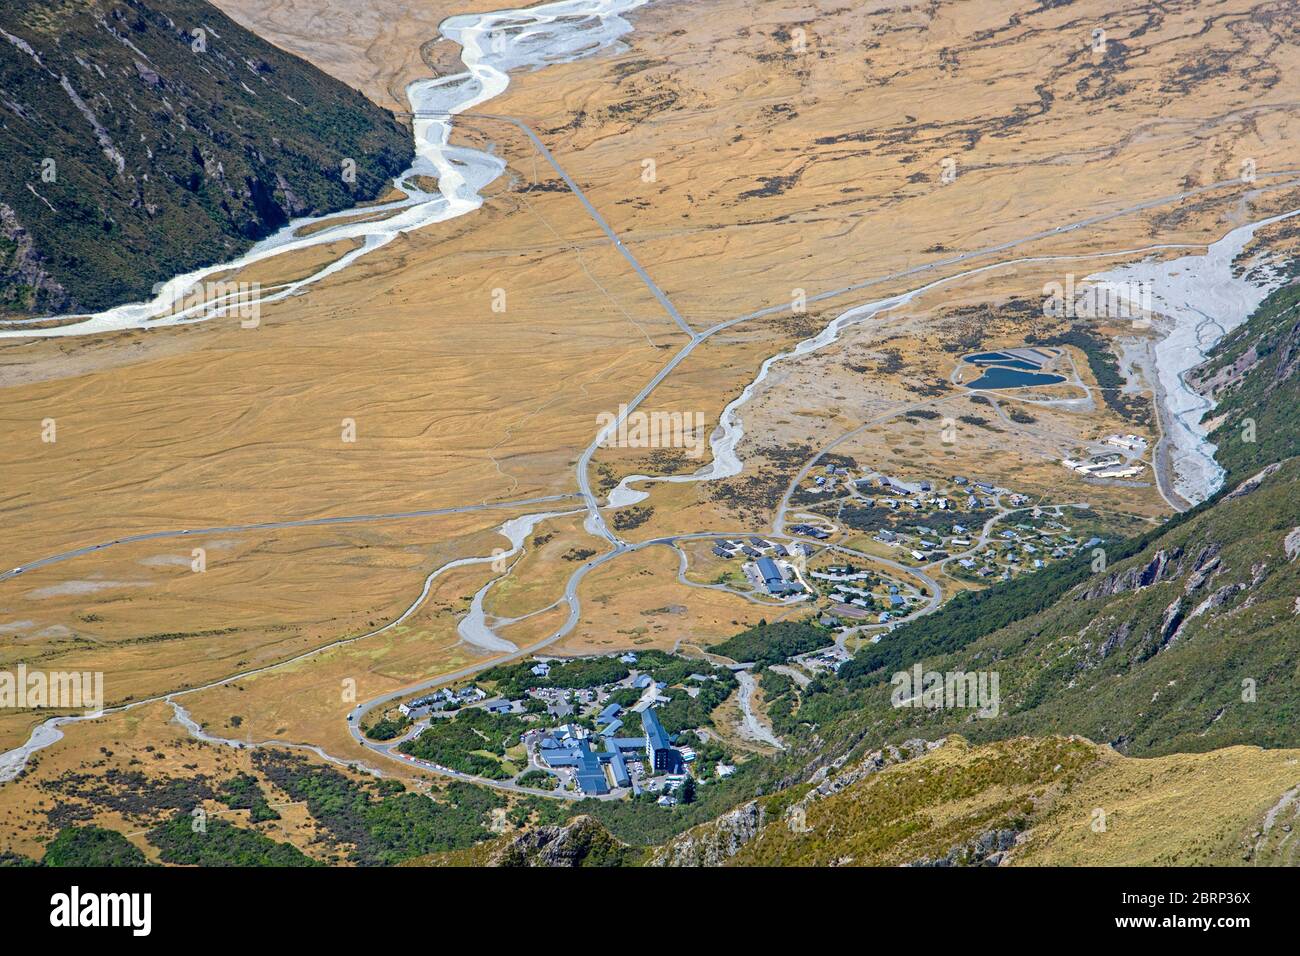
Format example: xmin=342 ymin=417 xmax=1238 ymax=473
xmin=965 ymin=351 xmax=1043 ymax=370
xmin=966 ymin=367 xmax=1065 ymax=389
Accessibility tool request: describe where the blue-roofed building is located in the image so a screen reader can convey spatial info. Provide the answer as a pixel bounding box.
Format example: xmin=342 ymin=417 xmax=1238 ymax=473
xmin=641 ymin=707 xmax=684 ymax=775
xmin=539 ymin=738 xmax=609 ymax=795
xmin=540 ymin=749 xmax=580 ymax=768
xmin=633 ymin=674 xmax=654 ymax=690
xmin=575 ymin=769 xmax=609 ymax=795
xmin=599 ymin=718 xmax=623 ymax=737
xmin=603 ymin=739 xmax=630 ymax=787
xmin=756 ymin=556 xmax=800 ymax=595
xmin=535 ymin=726 xmax=654 ymax=795
xmin=597 ymin=702 xmax=622 ymax=725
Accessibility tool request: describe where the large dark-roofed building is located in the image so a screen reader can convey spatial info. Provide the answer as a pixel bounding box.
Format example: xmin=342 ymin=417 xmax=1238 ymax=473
xmin=756 ymin=556 xmax=799 ymax=595
xmin=641 ymin=708 xmax=684 ymax=775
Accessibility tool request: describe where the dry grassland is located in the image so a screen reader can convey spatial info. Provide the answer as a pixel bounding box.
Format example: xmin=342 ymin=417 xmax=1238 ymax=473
xmin=4 ymin=0 xmax=1300 ymax=842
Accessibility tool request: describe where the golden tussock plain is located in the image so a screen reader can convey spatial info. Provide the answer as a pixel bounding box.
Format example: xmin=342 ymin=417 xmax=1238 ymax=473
xmin=4 ymin=0 xmax=1300 ymax=836
xmin=0 ymin=507 xmax=545 ymax=750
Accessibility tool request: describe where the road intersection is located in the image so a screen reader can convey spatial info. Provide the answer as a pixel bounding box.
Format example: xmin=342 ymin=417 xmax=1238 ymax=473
xmin=6 ymin=106 xmax=1299 ymax=794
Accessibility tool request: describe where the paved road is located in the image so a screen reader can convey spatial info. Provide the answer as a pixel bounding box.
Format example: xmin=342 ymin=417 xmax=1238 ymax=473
xmin=9 ymin=105 xmax=1299 ymax=791
xmin=410 ymin=110 xmax=696 ymax=340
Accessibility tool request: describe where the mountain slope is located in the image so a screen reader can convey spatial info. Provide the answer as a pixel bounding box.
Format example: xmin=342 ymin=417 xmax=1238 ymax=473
xmin=806 ymin=457 xmax=1300 ymax=758
xmin=622 ymin=273 xmax=1300 ymax=865
xmin=651 ymin=736 xmax=1300 ymax=867
xmin=1193 ymin=273 xmax=1300 ymax=484
xmin=0 ymin=0 xmax=412 ymax=316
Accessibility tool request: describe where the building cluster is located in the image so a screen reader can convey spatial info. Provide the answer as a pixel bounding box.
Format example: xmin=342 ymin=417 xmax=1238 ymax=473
xmin=1061 ymin=434 xmax=1149 ymax=479
xmin=852 ymin=473 xmax=1016 ymax=516
xmin=712 ymin=534 xmax=792 ymax=560
xmin=788 ymin=522 xmax=831 ymax=540
xmin=711 ymin=535 xmax=814 ymax=600
xmin=800 ymin=642 xmax=851 ymax=674
xmin=398 ymin=685 xmax=486 ymax=719
xmin=534 ymin=705 xmax=687 ymax=796
xmin=953 ymin=515 xmax=1102 ymax=580
xmin=745 ymin=555 xmax=806 ymax=597
xmin=809 ymin=563 xmax=916 ymax=622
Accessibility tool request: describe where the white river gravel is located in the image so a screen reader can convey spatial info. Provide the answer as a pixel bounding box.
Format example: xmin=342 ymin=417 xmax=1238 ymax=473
xmin=0 ymin=0 xmax=647 ymax=781
xmin=1087 ymin=208 xmax=1300 ymax=504
xmin=4 ymin=0 xmax=1296 ymax=789
xmin=0 ymin=0 xmax=649 ymax=340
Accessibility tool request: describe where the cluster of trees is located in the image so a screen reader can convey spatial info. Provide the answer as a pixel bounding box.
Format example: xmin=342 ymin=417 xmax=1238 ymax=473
xmin=252 ymin=752 xmax=504 ymax=865
xmin=363 ymin=714 xmax=411 ymax=741
xmin=711 ymin=620 xmax=832 ymax=667
xmin=218 ymin=773 xmax=281 ymax=823
xmin=148 ymin=815 xmax=316 ymax=867
xmin=482 ymin=657 xmax=631 ymax=698
xmin=35 ymin=826 xmax=149 ymax=867
xmin=515 ymin=770 xmax=557 ymax=790
xmin=397 ymin=707 xmax=528 ymax=779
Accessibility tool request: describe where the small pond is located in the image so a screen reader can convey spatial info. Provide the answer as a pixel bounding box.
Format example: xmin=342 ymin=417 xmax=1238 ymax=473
xmin=965 ymin=366 xmax=1066 ymax=390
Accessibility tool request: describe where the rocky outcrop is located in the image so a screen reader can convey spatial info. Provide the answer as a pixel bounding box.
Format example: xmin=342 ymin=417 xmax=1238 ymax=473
xmin=486 ymin=816 xmax=632 ymax=868
xmin=1284 ymin=527 xmax=1300 ymax=562
xmin=907 ymin=828 xmax=1020 ymax=867
xmin=1226 ymin=462 xmax=1283 ymax=500
xmin=1185 ymin=545 xmax=1221 ymax=592
xmin=1078 ymin=547 xmax=1181 ymax=600
xmin=1097 ymin=620 xmax=1132 ymax=659
xmin=1186 ymin=582 xmax=1245 ymax=625
xmin=646 ymin=801 xmax=765 ymax=867
xmin=0 ymin=202 xmax=74 ymax=314
xmin=1268 ymin=318 xmax=1300 ymax=393
xmin=1156 ymin=597 xmax=1186 ymax=650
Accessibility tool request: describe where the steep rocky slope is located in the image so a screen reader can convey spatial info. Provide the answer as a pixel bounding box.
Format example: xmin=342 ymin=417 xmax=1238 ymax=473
xmin=0 ymin=0 xmax=411 ymax=316
xmin=651 ymin=736 xmax=1300 ymax=867
xmin=422 ymin=815 xmax=640 ymax=868
xmin=1193 ymin=275 xmax=1300 ymax=484
xmin=805 ymin=456 xmax=1300 ymax=758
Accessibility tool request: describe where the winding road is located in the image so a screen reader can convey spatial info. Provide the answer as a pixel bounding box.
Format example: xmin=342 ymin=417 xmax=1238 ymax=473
xmin=6 ymin=1 xmax=1300 ymax=794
